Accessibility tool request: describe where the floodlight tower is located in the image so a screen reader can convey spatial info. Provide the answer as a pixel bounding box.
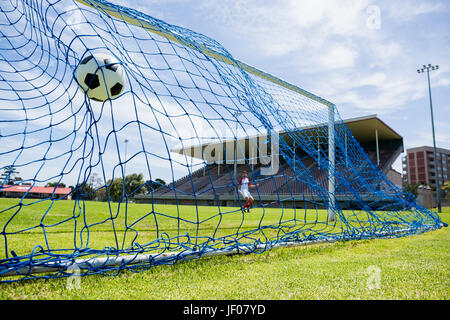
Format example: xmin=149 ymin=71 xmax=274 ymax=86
xmin=417 ymin=64 xmax=441 ymax=213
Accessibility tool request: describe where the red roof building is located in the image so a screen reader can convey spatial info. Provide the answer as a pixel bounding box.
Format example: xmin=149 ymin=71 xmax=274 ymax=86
xmin=0 ymin=185 xmax=73 ymax=200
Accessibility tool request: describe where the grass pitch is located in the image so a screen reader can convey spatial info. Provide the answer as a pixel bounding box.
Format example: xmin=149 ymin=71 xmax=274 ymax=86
xmin=0 ymin=198 xmax=448 ymax=300
xmin=0 ymin=198 xmax=335 ymax=259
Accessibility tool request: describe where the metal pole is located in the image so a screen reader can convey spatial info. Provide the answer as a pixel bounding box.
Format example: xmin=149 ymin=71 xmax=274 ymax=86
xmin=233 ymin=112 xmax=242 ymax=206
xmin=345 ymin=131 xmax=348 ymax=167
xmin=328 ymin=104 xmax=336 ymax=222
xmin=417 ymin=64 xmax=441 ymax=213
xmin=293 ymin=140 xmax=296 ymax=170
xmin=426 ymin=69 xmax=441 ymax=213
xmin=234 ymin=120 xmax=238 ymax=180
xmin=375 ymin=127 xmax=380 ymax=167
xmin=318 ymin=137 xmax=320 ymax=166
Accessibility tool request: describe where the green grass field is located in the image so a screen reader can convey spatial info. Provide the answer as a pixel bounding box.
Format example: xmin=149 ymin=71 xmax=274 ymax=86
xmin=0 ymin=198 xmax=448 ymax=300
xmin=0 ymin=197 xmax=337 ymax=260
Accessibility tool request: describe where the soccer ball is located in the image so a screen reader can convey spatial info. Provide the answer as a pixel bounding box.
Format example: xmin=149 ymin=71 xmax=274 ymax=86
xmin=75 ymin=53 xmax=126 ymax=102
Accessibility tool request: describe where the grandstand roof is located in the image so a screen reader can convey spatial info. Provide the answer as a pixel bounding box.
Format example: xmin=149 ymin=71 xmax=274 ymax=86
xmin=1 ymin=185 xmax=72 ymax=195
xmin=342 ymin=114 xmax=402 ymax=143
xmin=172 ymin=114 xmax=403 ymax=160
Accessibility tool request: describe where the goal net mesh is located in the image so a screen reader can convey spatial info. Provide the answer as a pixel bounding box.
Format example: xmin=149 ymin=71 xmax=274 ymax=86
xmin=0 ymin=0 xmax=443 ymax=281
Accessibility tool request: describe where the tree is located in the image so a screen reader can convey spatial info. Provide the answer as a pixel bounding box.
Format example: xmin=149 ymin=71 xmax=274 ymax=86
xmin=146 ymin=178 xmax=166 ymax=192
xmin=95 ymin=186 xmax=108 ymax=202
xmin=72 ymin=182 xmax=95 ymax=201
xmin=45 ymin=182 xmax=66 ymax=188
xmin=76 ymin=172 xmax=106 ymax=201
xmin=1 ymin=166 xmax=22 ymax=185
xmin=88 ymin=172 xmax=102 ymax=190
xmin=443 ymin=181 xmax=450 ymax=200
xmin=404 ymin=183 xmax=421 ymax=198
xmin=107 ymin=173 xmax=147 ymax=202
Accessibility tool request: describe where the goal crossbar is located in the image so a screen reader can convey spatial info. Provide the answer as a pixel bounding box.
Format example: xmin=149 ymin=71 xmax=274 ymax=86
xmin=74 ymin=0 xmax=334 ymax=108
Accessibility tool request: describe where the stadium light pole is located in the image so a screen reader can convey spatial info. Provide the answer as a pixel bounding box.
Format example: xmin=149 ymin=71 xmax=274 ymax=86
xmin=417 ymin=64 xmax=441 ymax=213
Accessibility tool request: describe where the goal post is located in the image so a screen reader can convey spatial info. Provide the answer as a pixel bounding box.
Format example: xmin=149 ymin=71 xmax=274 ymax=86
xmin=328 ymin=104 xmax=336 ymax=222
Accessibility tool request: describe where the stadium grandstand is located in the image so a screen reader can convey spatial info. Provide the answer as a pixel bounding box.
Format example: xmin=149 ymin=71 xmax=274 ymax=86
xmin=135 ymin=114 xmax=404 ymax=209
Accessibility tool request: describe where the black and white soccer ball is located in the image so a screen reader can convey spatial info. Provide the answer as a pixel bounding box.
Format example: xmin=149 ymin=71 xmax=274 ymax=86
xmin=75 ymin=53 xmax=126 ymax=102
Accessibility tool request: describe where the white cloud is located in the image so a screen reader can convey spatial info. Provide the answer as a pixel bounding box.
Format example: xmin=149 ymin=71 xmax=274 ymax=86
xmin=387 ymin=1 xmax=447 ymax=21
xmin=197 ymin=0 xmax=373 ymax=57
xmin=435 ymin=77 xmax=450 ymax=87
xmin=327 ymin=74 xmax=425 ymax=114
xmin=3 ymin=0 xmax=449 ymax=185
xmin=319 ymin=45 xmax=359 ymax=69
xmin=412 ymin=130 xmax=450 ymax=150
xmin=369 ymin=41 xmax=402 ymax=63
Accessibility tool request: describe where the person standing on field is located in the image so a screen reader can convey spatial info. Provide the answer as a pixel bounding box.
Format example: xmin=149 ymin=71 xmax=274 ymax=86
xmin=238 ymin=170 xmax=258 ymax=213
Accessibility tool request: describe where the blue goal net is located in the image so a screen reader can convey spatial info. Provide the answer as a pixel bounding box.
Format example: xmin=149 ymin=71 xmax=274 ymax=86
xmin=0 ymin=0 xmax=444 ymax=282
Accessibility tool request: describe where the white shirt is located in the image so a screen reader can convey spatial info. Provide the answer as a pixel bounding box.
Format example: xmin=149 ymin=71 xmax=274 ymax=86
xmin=239 ymin=177 xmax=250 ymax=192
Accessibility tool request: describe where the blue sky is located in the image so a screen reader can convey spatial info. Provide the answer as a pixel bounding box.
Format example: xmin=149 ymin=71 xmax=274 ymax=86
xmin=1 ymin=0 xmax=449 ymax=187
xmin=112 ymin=0 xmax=450 ymax=172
